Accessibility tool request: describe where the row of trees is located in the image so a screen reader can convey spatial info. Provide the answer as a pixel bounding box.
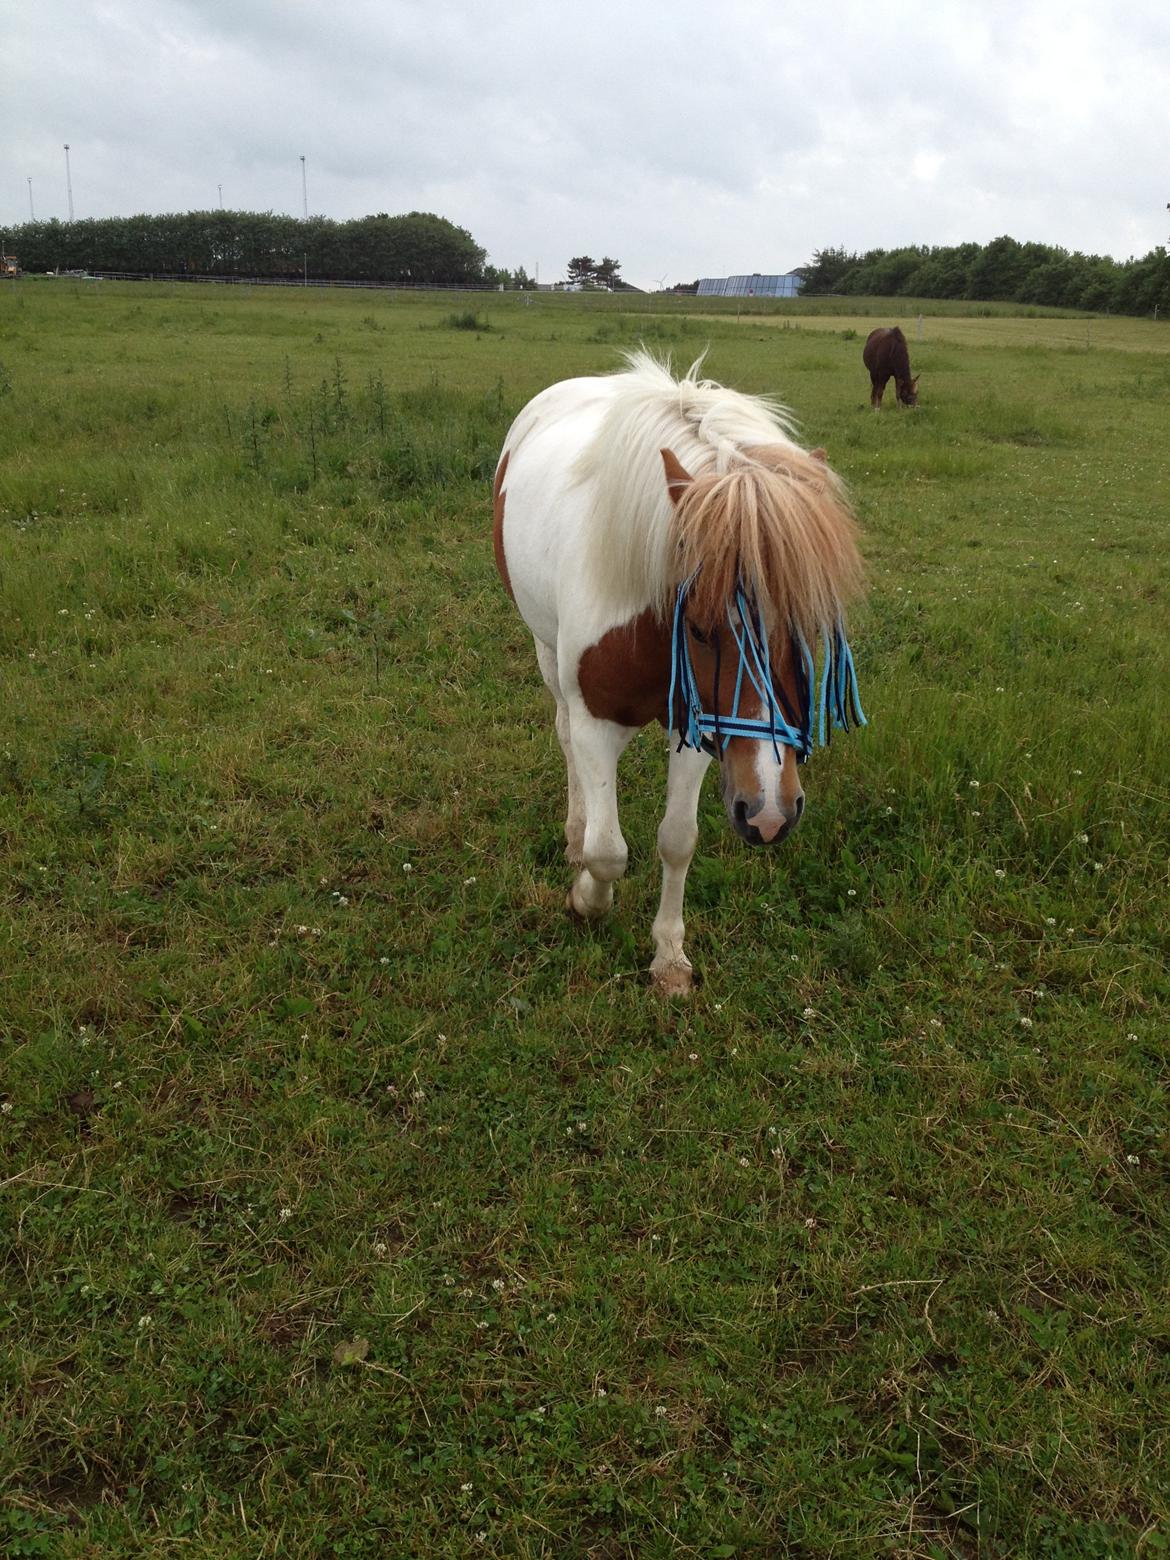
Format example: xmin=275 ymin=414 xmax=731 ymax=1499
xmin=802 ymin=236 xmax=1170 ymax=316
xmin=0 ymin=210 xmax=532 ymax=287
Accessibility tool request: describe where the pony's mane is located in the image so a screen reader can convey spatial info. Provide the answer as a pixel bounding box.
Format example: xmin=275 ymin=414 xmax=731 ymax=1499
xmin=577 ymin=350 xmax=862 ymax=637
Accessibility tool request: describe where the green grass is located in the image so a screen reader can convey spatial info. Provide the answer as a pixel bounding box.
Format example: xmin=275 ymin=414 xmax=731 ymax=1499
xmin=1 ymin=281 xmax=1168 ymax=1558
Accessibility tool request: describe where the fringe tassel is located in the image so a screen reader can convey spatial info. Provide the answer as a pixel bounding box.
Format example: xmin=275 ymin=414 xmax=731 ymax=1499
xmin=670 ymin=577 xmax=865 ymax=761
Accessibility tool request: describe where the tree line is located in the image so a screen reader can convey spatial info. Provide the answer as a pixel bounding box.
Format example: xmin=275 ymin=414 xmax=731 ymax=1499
xmin=0 ymin=209 xmax=536 ymax=288
xmin=801 ymin=235 xmax=1170 ymax=316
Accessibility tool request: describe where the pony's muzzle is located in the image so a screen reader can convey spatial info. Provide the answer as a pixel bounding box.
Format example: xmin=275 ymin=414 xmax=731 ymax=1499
xmin=731 ymin=792 xmax=803 ymax=846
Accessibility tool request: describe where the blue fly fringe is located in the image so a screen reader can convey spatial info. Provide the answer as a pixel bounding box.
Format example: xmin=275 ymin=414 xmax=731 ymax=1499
xmin=668 ymin=572 xmax=866 ymax=762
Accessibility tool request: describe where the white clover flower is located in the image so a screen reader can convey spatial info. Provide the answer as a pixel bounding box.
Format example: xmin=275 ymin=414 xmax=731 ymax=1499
xmin=1044 ymin=917 xmax=1056 ymax=926
xmin=279 ymin=1206 xmax=293 ymax=1220
xmin=654 ymin=1405 xmax=667 ymax=1418
xmin=738 ymin=1156 xmax=750 ymax=1167
xmin=402 ymin=862 xmax=413 ymax=873
xmin=994 ymin=868 xmax=1006 ymax=879
xmin=1126 ymin=1154 xmax=1140 ymax=1166
xmin=1019 ymin=1017 xmax=1033 ymax=1029
xmin=491 ymin=1278 xmax=505 ymax=1292
xmin=460 ymin=1481 xmax=474 ymax=1494
xmin=802 ymin=1007 xmax=815 ymax=1020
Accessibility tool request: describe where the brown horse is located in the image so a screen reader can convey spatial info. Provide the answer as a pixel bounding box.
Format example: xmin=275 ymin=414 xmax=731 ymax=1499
xmin=863 ymin=327 xmax=919 ymax=408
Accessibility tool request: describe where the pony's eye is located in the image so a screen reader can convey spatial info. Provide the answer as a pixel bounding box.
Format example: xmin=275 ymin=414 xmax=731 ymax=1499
xmin=689 ymin=624 xmax=709 ymax=646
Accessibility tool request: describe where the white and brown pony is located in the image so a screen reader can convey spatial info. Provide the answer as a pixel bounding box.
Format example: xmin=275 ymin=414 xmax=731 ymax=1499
xmin=493 ymin=352 xmax=865 ymax=994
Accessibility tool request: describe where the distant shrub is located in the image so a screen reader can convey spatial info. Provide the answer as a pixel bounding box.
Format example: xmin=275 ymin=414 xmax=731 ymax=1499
xmin=445 ymin=310 xmax=490 ymax=332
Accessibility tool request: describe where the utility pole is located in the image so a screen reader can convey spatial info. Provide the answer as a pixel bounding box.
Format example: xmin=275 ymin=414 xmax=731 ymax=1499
xmin=300 ymin=155 xmax=308 ymax=221
xmin=218 ymin=183 xmax=223 ymax=209
xmin=27 ymin=177 xmax=35 ymax=221
xmin=64 ymin=144 xmax=74 ymax=221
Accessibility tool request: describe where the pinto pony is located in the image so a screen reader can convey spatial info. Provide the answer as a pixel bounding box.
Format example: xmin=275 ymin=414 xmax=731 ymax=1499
xmin=493 ymin=353 xmax=865 ymax=993
xmin=863 ymin=326 xmax=919 ymax=408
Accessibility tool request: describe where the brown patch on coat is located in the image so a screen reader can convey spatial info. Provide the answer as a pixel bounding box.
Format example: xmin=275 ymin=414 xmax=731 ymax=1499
xmin=578 ymin=609 xmax=671 ymax=727
xmin=492 ymin=450 xmax=514 ymax=601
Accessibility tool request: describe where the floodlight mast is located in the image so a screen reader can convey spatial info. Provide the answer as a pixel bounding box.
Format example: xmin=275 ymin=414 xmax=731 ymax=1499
xmin=64 ymin=144 xmax=74 ymax=222
xmin=300 ymin=155 xmax=308 ymax=221
xmin=28 ymin=178 xmax=35 ymax=221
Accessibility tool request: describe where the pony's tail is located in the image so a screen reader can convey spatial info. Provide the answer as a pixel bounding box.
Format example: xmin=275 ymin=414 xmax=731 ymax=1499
xmin=669 ymin=445 xmax=863 ymax=640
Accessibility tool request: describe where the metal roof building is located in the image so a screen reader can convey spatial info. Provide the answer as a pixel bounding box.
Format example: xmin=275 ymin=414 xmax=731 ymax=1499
xmin=697 ymin=272 xmax=804 ymax=298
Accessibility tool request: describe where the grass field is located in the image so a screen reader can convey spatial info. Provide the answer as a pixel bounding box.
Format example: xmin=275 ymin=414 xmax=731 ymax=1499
xmin=1 ymin=281 xmax=1168 ymax=1558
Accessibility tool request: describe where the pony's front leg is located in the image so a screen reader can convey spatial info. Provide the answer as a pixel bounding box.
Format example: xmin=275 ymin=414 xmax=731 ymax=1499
xmin=565 ymin=703 xmax=635 ymax=919
xmin=650 ymin=742 xmax=712 ymax=995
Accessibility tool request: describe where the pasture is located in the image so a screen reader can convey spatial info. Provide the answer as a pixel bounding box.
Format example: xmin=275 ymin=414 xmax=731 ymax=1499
xmin=1 ymin=281 xmax=1167 ymax=1557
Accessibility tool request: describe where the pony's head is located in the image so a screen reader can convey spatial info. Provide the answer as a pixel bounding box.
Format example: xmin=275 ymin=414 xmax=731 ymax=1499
xmin=661 ymin=444 xmax=863 ymax=846
xmin=898 ymin=375 xmax=920 ymax=408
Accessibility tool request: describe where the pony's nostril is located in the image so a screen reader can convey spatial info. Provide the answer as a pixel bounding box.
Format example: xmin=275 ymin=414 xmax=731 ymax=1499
xmin=794 ymin=794 xmax=805 ymax=821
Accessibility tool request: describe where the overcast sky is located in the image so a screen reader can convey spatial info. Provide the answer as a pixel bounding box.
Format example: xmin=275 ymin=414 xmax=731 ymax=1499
xmin=4 ymin=0 xmax=1167 ymax=289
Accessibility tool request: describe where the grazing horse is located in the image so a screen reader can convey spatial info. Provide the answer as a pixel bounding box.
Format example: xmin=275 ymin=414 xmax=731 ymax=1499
xmin=863 ymin=326 xmax=919 ymax=408
xmin=493 ymin=353 xmax=865 ymax=993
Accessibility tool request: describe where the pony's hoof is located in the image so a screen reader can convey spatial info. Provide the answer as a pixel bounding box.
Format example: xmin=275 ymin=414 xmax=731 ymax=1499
xmin=566 ymin=887 xmax=605 ymax=922
xmin=652 ymin=961 xmax=694 ymax=997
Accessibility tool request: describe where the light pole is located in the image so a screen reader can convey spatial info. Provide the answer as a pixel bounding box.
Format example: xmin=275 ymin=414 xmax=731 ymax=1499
xmin=300 ymin=155 xmax=308 ymax=221
xmin=218 ymin=183 xmax=223 ymax=210
xmin=64 ymin=144 xmax=74 ymax=222
xmin=27 ymin=177 xmax=35 ymax=221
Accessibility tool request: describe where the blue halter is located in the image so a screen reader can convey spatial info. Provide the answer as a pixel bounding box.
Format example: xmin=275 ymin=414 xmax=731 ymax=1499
xmin=667 ymin=573 xmax=865 ymax=762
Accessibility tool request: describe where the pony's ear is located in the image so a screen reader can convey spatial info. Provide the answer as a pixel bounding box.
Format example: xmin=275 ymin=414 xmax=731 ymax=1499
xmin=911 ymin=376 xmax=920 ymax=389
xmin=809 ymin=446 xmax=827 ymax=463
xmin=660 ymin=448 xmax=693 ymax=506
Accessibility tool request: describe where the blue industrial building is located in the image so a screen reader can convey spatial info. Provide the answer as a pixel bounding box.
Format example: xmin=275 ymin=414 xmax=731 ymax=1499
xmin=696 ymin=272 xmax=804 ymax=298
